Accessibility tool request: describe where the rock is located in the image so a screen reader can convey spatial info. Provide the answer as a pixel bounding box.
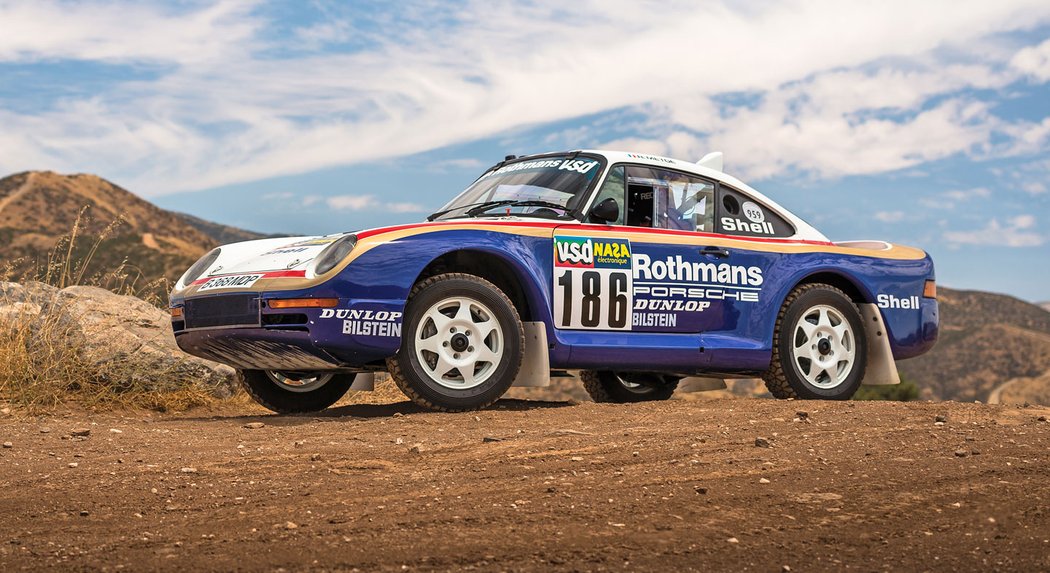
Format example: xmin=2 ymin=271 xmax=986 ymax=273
xmin=79 ymin=510 xmax=90 ymax=517
xmin=310 ymin=453 xmax=322 ymax=461
xmin=1038 ymin=416 xmax=1047 ymax=422
xmin=954 ymin=449 xmax=968 ymax=457
xmin=408 ymin=444 xmax=424 ymax=454
xmin=0 ymin=282 xmax=236 ymax=398
xmin=782 ymin=566 xmax=792 ymax=572
xmin=2 ymin=442 xmax=11 ymax=449
xmin=754 ymin=437 xmax=771 ymax=448
xmin=392 ymin=412 xmax=403 ymax=418
xmin=179 ymin=467 xmax=198 ymax=474
xmin=109 ymin=428 xmax=122 ymax=434
xmin=548 ymin=429 xmax=593 ymax=436
xmin=482 ymin=436 xmax=501 ymax=443
xmin=243 ymin=422 xmax=265 ymax=429
xmin=284 ymin=522 xmax=298 ymax=530
xmin=39 ymin=427 xmax=51 ymax=434
xmin=570 ymin=456 xmax=584 ymax=462
xmin=695 ymin=486 xmax=708 ymax=495
xmin=70 ymin=428 xmax=91 ymax=437
xmin=0 ymin=407 xmax=10 ymax=415
xmin=795 ymin=411 xmax=809 ymax=420
xmin=935 ymin=415 xmax=948 ymax=423
xmin=727 ymin=537 xmax=739 ymax=543
xmin=759 ymin=478 xmax=771 ymax=484
xmin=68 ymin=462 xmax=78 ymax=468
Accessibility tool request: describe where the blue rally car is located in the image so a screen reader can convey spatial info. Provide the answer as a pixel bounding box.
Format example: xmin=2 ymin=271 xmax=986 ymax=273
xmin=170 ymin=150 xmax=939 ymax=412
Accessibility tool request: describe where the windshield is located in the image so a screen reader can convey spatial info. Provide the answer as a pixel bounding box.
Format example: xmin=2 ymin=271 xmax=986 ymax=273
xmin=431 ymin=155 xmax=604 ymax=220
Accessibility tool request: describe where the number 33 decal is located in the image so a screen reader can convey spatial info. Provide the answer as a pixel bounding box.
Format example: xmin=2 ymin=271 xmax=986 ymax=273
xmin=554 ymin=268 xmax=633 ymax=330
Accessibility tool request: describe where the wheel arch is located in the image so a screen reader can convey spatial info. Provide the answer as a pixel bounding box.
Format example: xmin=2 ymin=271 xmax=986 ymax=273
xmin=790 ymin=270 xmax=873 ymax=305
xmin=413 ymin=248 xmax=542 ymax=323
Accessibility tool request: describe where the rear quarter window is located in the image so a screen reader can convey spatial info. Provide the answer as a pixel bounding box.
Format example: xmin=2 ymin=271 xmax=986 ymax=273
xmin=717 ymin=185 xmax=794 ymax=238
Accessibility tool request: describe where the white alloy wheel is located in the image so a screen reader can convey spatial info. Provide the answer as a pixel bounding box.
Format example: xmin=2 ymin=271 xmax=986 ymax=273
xmin=265 ymin=371 xmax=334 ymax=393
xmin=616 ymin=375 xmax=656 ymax=394
xmin=414 ymin=296 xmax=504 ymax=390
xmin=790 ymin=304 xmax=856 ymax=389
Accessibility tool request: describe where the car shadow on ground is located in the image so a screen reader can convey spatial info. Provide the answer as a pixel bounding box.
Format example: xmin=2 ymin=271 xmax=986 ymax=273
xmin=174 ymin=398 xmax=577 ymax=425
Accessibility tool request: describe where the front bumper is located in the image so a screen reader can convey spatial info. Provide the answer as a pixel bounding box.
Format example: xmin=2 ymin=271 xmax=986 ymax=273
xmin=171 ymin=293 xmax=405 ymax=371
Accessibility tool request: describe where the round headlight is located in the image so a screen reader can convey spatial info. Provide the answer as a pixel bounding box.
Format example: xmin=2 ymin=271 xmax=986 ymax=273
xmin=313 ymin=235 xmax=357 ymax=275
xmin=179 ymin=248 xmax=220 ymax=288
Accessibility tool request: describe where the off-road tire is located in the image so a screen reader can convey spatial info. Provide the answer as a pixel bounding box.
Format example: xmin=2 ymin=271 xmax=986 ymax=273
xmin=237 ymin=370 xmax=357 ymax=414
xmin=387 ymin=273 xmax=524 ymax=412
xmin=762 ymin=283 xmax=867 ymax=400
xmin=580 ymin=370 xmax=678 ymax=403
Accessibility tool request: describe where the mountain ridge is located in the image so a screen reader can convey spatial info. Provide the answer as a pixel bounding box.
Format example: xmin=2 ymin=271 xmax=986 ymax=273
xmin=0 ymin=170 xmax=270 ymax=295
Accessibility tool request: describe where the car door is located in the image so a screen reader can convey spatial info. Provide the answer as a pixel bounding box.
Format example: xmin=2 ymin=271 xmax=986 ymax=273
xmin=552 ymin=163 xmax=754 ymax=335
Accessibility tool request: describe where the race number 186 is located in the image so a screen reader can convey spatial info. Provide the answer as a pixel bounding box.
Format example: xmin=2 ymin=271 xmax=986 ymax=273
xmin=554 ymin=268 xmax=632 ymax=330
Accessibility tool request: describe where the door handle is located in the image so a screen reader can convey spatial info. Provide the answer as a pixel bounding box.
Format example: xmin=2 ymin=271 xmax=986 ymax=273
xmin=700 ymin=246 xmax=730 ymax=258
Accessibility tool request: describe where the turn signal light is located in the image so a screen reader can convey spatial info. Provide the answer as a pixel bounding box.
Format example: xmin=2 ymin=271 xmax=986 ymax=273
xmin=170 ymin=307 xmax=184 ymax=318
xmin=268 ymin=298 xmax=339 ymax=309
xmin=923 ymin=280 xmax=937 ymax=299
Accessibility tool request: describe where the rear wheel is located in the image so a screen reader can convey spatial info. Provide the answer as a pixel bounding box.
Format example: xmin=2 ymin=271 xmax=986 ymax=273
xmin=762 ymin=284 xmax=867 ymax=400
xmin=581 ymin=371 xmax=678 ymax=403
xmin=238 ymin=370 xmax=357 ymax=413
xmin=387 ymin=273 xmax=524 ymax=412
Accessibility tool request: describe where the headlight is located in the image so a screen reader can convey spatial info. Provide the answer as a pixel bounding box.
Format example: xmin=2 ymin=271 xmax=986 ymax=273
xmin=312 ymin=235 xmax=357 ymax=275
xmin=179 ymin=248 xmax=220 ymax=288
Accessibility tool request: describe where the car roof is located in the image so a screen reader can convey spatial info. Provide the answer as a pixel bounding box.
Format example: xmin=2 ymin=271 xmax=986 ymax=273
xmin=545 ymin=149 xmax=829 ymax=242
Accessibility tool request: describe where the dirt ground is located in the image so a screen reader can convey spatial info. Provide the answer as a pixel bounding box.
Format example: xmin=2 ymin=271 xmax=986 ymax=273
xmin=1 ymin=397 xmax=1048 ymax=572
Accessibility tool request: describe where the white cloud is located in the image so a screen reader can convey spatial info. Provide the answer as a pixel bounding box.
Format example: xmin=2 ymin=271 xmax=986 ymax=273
xmin=1022 ymin=181 xmax=1047 ymax=195
xmin=427 ymin=158 xmax=487 ymax=173
xmin=944 ymin=215 xmax=1045 ymax=247
xmin=874 ymin=211 xmax=906 ymax=223
xmin=387 ymin=202 xmax=427 ymax=213
xmin=326 ymin=195 xmax=426 ymax=213
xmin=0 ymin=1 xmax=260 ymax=64
xmin=326 ymin=195 xmax=376 ymax=210
xmin=943 ymin=187 xmax=992 ymax=201
xmin=0 ymin=0 xmax=1048 ymax=194
xmin=1011 ymin=37 xmax=1050 ymax=81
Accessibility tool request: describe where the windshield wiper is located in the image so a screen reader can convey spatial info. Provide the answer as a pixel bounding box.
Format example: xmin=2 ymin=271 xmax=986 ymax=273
xmin=465 ymin=199 xmax=569 ymax=218
xmin=427 ymin=200 xmax=508 ymax=221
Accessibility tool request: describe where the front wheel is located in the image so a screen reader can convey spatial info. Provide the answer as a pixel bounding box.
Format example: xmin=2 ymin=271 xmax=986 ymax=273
xmin=762 ymin=283 xmax=867 ymax=400
xmin=581 ymin=371 xmax=678 ymax=403
xmin=387 ymin=273 xmax=524 ymax=412
xmin=238 ymin=370 xmax=357 ymax=413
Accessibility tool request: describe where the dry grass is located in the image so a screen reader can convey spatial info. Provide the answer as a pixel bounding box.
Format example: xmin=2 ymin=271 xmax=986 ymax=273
xmin=0 ymin=302 xmax=216 ymax=412
xmin=0 ymin=209 xmax=219 ymax=413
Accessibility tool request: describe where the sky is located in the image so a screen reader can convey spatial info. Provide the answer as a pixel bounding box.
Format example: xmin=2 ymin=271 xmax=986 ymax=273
xmin=1 ymin=0 xmax=1048 ymax=301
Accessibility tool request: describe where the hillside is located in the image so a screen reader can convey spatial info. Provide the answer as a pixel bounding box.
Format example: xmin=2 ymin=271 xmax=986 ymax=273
xmin=0 ymin=171 xmax=268 ymax=295
xmin=897 ymin=287 xmax=1050 ymax=403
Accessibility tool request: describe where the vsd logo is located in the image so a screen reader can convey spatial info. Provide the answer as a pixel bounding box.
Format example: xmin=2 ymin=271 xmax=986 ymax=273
xmin=555 ymin=237 xmax=593 ymax=268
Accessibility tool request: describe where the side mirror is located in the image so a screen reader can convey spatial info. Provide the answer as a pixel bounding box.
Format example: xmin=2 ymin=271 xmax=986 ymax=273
xmin=589 ymin=197 xmax=619 ymax=224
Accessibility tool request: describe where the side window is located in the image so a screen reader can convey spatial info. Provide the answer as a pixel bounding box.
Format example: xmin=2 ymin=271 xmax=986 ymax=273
xmin=624 ymin=166 xmax=715 ymax=231
xmin=588 ymin=165 xmax=625 ymax=225
xmin=717 ymin=185 xmax=794 ymax=238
